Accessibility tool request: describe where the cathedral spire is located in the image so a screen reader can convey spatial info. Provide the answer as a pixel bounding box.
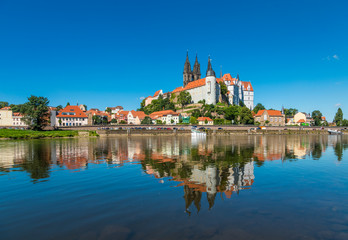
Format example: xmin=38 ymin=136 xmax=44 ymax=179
xmin=206 ymin=56 xmax=215 ymax=77
xmin=192 ymin=53 xmax=201 ymax=80
xmin=183 ymin=51 xmax=192 ymax=87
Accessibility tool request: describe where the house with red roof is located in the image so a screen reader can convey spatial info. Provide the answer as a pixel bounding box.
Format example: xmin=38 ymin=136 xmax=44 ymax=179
xmin=254 ymin=110 xmax=285 ymax=126
xmin=144 ymin=90 xmax=163 ymax=106
xmin=197 ymin=117 xmax=213 ymax=125
xmin=149 ymin=110 xmax=181 ymax=125
xmin=56 ymin=105 xmax=88 ymax=126
xmin=127 ymin=111 xmax=147 ymax=124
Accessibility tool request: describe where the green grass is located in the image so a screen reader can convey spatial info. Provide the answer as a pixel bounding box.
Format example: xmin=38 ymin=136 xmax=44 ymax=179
xmin=0 ymin=129 xmax=79 ymax=139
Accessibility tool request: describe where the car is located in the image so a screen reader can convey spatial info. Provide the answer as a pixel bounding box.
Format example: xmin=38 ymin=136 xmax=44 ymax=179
xmin=218 ymin=127 xmax=223 ymax=130
xmin=179 ymin=127 xmax=185 ymax=130
xmin=198 ymin=127 xmax=205 ymax=130
xmin=207 ymin=128 xmax=211 ymax=130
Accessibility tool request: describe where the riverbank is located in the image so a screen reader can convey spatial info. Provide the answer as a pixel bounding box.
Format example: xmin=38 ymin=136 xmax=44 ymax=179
xmin=96 ymin=129 xmax=348 ymax=136
xmin=0 ymin=129 xmax=79 ymax=139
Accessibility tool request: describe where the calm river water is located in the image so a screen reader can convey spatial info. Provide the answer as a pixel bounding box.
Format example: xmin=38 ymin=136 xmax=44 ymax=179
xmin=1 ymin=135 xmax=348 ymax=240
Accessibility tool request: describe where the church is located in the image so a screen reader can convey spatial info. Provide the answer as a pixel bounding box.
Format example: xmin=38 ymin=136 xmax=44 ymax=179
xmin=145 ymin=52 xmax=254 ymax=109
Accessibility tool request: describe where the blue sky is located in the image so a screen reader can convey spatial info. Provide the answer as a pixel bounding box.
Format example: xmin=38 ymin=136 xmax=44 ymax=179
xmin=0 ymin=0 xmax=347 ymax=120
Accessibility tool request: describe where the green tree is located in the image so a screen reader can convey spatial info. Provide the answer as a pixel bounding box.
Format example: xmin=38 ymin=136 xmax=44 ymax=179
xmin=177 ymin=91 xmax=192 ymax=109
xmin=334 ymin=108 xmax=343 ymax=126
xmin=191 ymin=109 xmax=202 ymax=118
xmin=284 ymin=108 xmax=298 ymax=117
xmin=105 ymin=107 xmax=112 ymax=114
xmin=190 ymin=116 xmax=197 ymax=125
xmin=219 ymin=82 xmax=228 ymax=95
xmin=66 ymin=102 xmax=70 ymax=106
xmin=224 ymin=106 xmax=240 ymax=123
xmin=56 ymin=105 xmax=63 ymax=111
xmin=342 ymin=119 xmax=348 ymax=126
xmin=141 ymin=116 xmax=153 ymax=124
xmin=0 ymin=101 xmax=9 ymax=109
xmin=312 ymin=110 xmax=323 ymax=126
xmin=239 ymin=107 xmax=254 ymax=124
xmin=253 ymin=103 xmax=265 ymax=114
xmin=83 ymin=104 xmax=88 ymax=111
xmin=111 ymin=119 xmax=117 ymax=124
xmin=22 ymin=95 xmax=50 ymax=130
xmin=120 ymin=120 xmax=127 ymax=124
xmin=156 ymin=119 xmax=162 ymax=124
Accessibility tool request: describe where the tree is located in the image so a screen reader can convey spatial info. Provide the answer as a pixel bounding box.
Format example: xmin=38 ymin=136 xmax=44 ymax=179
xmin=105 ymin=107 xmax=112 ymax=114
xmin=312 ymin=110 xmax=323 ymax=126
xmin=22 ymin=95 xmax=50 ymax=130
xmin=83 ymin=104 xmax=87 ymax=111
xmin=141 ymin=116 xmax=153 ymax=124
xmin=177 ymin=91 xmax=192 ymax=109
xmin=284 ymin=108 xmax=298 ymax=117
xmin=224 ymin=106 xmax=240 ymax=123
xmin=191 ymin=109 xmax=201 ymax=118
xmin=190 ymin=116 xmax=197 ymax=125
xmin=56 ymin=105 xmax=63 ymax=111
xmin=342 ymin=119 xmax=348 ymax=126
xmin=120 ymin=120 xmax=127 ymax=124
xmin=253 ymin=103 xmax=265 ymax=114
xmin=334 ymin=108 xmax=343 ymax=126
xmin=66 ymin=102 xmax=70 ymax=106
xmin=205 ymin=119 xmax=208 ymax=124
xmin=111 ymin=119 xmax=117 ymax=124
xmin=239 ymin=107 xmax=254 ymax=124
xmin=156 ymin=119 xmax=162 ymax=124
xmin=0 ymin=101 xmax=9 ymax=109
xmin=219 ymin=82 xmax=228 ymax=95
xmin=171 ymin=119 xmax=174 ymax=124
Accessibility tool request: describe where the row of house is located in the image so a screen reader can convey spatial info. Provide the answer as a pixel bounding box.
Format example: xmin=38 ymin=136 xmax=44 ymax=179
xmin=0 ymin=107 xmax=57 ymax=127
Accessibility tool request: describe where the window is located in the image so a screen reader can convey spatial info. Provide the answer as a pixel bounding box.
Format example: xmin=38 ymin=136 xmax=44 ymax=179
xmin=275 ymin=118 xmax=278 ymax=122
xmin=270 ymin=117 xmax=273 ymax=122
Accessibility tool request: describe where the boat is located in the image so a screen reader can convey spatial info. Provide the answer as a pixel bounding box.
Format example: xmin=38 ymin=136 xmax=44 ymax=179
xmin=328 ymin=129 xmax=342 ymax=135
xmin=191 ymin=127 xmax=206 ymax=136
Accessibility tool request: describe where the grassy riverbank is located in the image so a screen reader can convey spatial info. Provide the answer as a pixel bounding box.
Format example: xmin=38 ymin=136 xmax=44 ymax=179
xmin=0 ymin=129 xmax=79 ymax=139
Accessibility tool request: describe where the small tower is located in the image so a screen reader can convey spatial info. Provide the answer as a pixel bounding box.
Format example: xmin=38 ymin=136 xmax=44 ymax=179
xmin=183 ymin=51 xmax=192 ymax=87
xmin=205 ymin=57 xmax=217 ymax=105
xmin=192 ymin=53 xmax=201 ymax=81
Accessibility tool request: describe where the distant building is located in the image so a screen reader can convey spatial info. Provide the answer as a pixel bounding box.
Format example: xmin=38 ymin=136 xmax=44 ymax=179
xmin=127 ymin=111 xmax=147 ymax=124
xmin=145 ymin=90 xmax=163 ymax=107
xmin=197 ymin=117 xmax=213 ymax=125
xmin=0 ymin=107 xmax=28 ymax=127
xmin=254 ymin=110 xmax=285 ymax=126
xmin=56 ymin=105 xmax=88 ymax=126
xmin=221 ymin=73 xmax=254 ymax=109
xmin=149 ymin=110 xmax=181 ymax=125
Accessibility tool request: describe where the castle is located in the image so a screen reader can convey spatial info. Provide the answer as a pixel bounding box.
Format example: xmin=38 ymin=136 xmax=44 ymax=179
xmin=145 ymin=53 xmax=254 ymax=109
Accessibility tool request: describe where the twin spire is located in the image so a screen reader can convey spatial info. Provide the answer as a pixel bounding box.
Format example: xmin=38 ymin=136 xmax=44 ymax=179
xmin=183 ymin=51 xmax=215 ymax=86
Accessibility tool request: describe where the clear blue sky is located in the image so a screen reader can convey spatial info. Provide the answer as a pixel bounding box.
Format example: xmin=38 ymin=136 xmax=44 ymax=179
xmin=1 ymin=0 xmax=347 ymax=121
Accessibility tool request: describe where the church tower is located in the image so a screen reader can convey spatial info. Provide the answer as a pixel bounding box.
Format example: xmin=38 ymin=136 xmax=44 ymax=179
xmin=183 ymin=51 xmax=192 ymax=87
xmin=205 ymin=56 xmax=217 ymax=105
xmin=192 ymin=54 xmax=201 ymax=81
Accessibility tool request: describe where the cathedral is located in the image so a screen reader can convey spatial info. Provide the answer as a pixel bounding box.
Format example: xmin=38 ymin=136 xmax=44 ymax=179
xmin=145 ymin=52 xmax=254 ymax=109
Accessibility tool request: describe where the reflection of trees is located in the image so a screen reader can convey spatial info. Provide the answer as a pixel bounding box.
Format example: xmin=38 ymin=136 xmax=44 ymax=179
xmin=19 ymin=141 xmax=51 ymax=181
xmin=311 ymin=142 xmax=323 ymax=160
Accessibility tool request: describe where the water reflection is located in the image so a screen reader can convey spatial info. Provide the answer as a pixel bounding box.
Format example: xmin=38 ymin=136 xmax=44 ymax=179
xmin=0 ymin=135 xmax=347 ymax=197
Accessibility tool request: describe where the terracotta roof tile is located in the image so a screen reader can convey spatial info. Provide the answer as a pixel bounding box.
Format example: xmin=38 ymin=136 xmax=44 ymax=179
xmin=57 ymin=105 xmax=88 ymax=118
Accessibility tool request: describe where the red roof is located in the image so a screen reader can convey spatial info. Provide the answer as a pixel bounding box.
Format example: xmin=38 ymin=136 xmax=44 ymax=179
xmin=130 ymin=111 xmax=147 ymax=120
xmin=149 ymin=110 xmax=179 ymax=119
xmin=172 ymin=77 xmax=222 ymax=94
xmin=1 ymin=107 xmax=11 ymax=110
xmin=197 ymin=117 xmax=213 ymax=122
xmin=57 ymin=105 xmax=88 ymax=118
xmin=13 ymin=112 xmax=23 ymax=117
xmin=241 ymin=81 xmax=254 ymax=91
xmin=255 ymin=110 xmax=283 ymax=117
xmin=297 ymin=119 xmax=305 ymax=123
xmin=153 ymin=90 xmax=162 ymax=97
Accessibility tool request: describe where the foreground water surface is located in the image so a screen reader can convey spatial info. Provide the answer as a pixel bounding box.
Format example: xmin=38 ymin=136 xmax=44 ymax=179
xmin=1 ymin=135 xmax=348 ymax=240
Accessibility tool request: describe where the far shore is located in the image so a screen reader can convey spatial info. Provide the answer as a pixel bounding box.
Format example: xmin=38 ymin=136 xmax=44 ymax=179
xmin=1 ymin=127 xmax=346 ymax=140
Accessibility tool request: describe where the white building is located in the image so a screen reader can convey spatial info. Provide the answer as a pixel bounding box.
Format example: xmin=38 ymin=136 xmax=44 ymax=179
xmin=221 ymin=73 xmax=254 ymax=110
xmin=149 ymin=110 xmax=181 ymax=125
xmin=56 ymin=105 xmax=88 ymax=126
